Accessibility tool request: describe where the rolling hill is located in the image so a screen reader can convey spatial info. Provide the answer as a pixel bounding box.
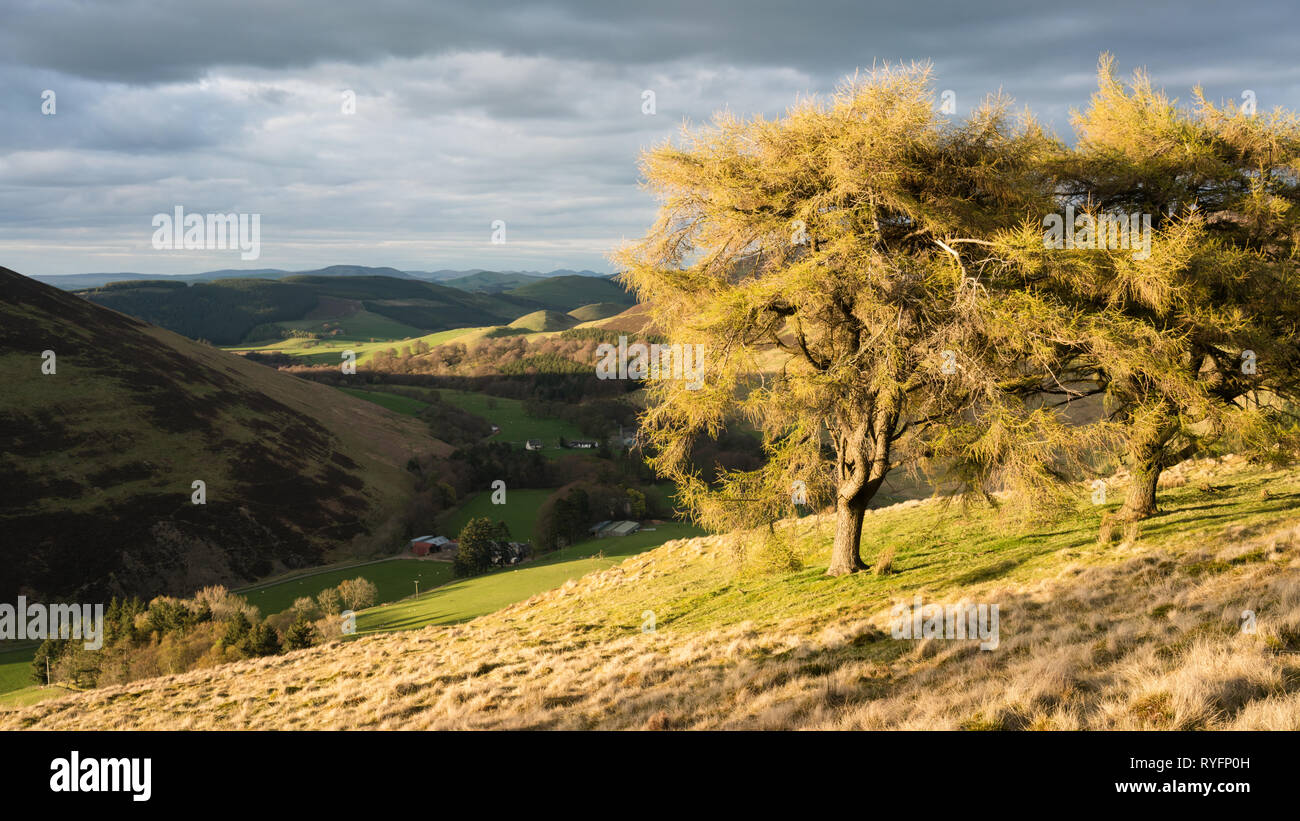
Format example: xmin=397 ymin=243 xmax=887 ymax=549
xmin=62 ymin=271 xmax=636 ymax=346
xmin=574 ymin=301 xmax=655 ymax=334
xmin=0 ymin=266 xmax=449 ymax=602
xmin=440 ymin=271 xmax=546 ymax=293
xmin=31 ymin=266 xmax=611 ymax=291
xmin=508 ymin=310 xmax=580 ymax=332
xmin=74 ymin=277 xmax=320 ymax=345
xmin=7 ymin=456 xmax=1299 ymax=729
xmin=506 ymin=275 xmax=634 ymax=313
xmin=28 ymin=265 xmax=415 ymax=291
xmin=567 ymin=302 xmax=627 ymax=322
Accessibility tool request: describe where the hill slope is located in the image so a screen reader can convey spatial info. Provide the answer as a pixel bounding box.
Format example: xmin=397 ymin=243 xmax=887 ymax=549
xmin=504 ymin=275 xmax=634 ymax=313
xmin=7 ymin=456 xmax=1299 ymax=729
xmin=75 ymin=278 xmax=319 ymax=345
xmin=0 ymin=267 xmax=448 ymax=601
xmin=29 ymin=265 xmax=416 ymax=291
xmin=72 ymin=274 xmax=540 ymax=345
xmin=440 ymin=271 xmax=545 ymax=293
xmin=507 ymin=310 xmax=580 ymax=332
xmin=574 ymin=301 xmax=655 ymax=333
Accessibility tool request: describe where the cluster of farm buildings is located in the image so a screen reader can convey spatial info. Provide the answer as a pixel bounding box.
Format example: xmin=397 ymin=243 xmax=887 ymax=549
xmin=408 ymin=518 xmax=643 ymax=563
xmin=408 ymin=534 xmax=533 ymax=566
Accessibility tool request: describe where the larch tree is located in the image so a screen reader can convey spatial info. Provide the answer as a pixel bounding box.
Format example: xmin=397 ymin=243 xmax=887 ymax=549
xmin=1000 ymin=56 xmax=1300 ymax=525
xmin=615 ymin=65 xmax=1102 ymax=576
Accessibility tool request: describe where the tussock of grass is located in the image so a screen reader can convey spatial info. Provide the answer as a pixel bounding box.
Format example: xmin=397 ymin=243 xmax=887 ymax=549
xmin=5 ymin=456 xmax=1300 ymax=730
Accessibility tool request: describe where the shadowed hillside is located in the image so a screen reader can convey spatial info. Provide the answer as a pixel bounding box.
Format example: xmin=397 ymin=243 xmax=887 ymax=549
xmin=0 ymin=267 xmax=449 ymax=601
xmin=72 ymin=272 xmax=636 ymax=345
xmin=505 ymin=275 xmax=634 ymax=313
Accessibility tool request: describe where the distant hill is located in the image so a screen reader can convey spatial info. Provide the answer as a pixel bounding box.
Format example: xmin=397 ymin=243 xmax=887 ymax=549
xmin=504 ymin=275 xmax=635 ymax=313
xmin=574 ymin=302 xmax=655 ymax=333
xmin=283 ymin=276 xmax=537 ymax=333
xmin=59 ymin=270 xmax=636 ymax=346
xmin=28 ymin=267 xmax=610 ymax=291
xmin=0 ymin=266 xmax=446 ymax=601
xmin=71 ymin=275 xmax=544 ymax=345
xmin=75 ymin=278 xmax=320 ymax=345
xmin=507 ymin=310 xmax=581 ymax=332
xmin=28 ymin=265 xmax=415 ymax=291
xmin=441 ymin=271 xmax=546 ymax=293
xmin=567 ymin=302 xmax=627 ymax=322
xmin=404 ymin=268 xmax=606 ymax=282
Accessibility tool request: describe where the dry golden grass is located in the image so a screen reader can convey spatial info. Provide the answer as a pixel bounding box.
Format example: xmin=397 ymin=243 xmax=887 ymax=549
xmin=6 ymin=460 xmax=1300 ymax=731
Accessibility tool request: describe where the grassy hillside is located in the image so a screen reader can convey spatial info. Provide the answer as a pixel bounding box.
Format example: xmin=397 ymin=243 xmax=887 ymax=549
xmin=439 ymin=489 xmax=555 ymax=542
xmin=9 ymin=455 xmax=1299 ymax=729
xmin=279 ymin=275 xmax=530 ymax=331
xmin=568 ymin=302 xmax=626 ymax=322
xmin=0 ymin=266 xmax=447 ymax=600
xmin=0 ymin=685 xmax=74 ymax=711
xmin=505 ymin=275 xmax=634 ymax=312
xmin=508 ymin=310 xmax=580 ymax=332
xmin=251 ymin=308 xmax=426 ymax=344
xmin=77 ymin=278 xmax=319 ymax=345
xmin=431 ymin=389 xmax=584 ymax=447
xmin=236 ymin=558 xmax=455 ymax=616
xmin=76 ymin=273 xmax=554 ymax=346
xmin=337 ymin=388 xmax=428 ymax=417
xmin=0 ymin=647 xmax=35 ymax=696
xmin=226 ymin=325 xmax=489 ymax=365
xmin=356 ymin=522 xmax=704 ymax=633
xmin=574 ymin=301 xmax=654 ymax=333
xmin=442 ymin=271 xmax=545 ymax=293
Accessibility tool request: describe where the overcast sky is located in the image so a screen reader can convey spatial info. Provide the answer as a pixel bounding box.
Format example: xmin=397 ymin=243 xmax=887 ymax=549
xmin=2 ymin=0 xmax=1296 ymax=276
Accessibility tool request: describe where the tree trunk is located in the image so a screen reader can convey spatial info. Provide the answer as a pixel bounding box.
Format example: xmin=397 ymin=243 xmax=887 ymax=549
xmin=1119 ymin=455 xmax=1161 ymax=520
xmin=826 ymin=495 xmax=869 ymax=576
xmin=825 ymin=399 xmax=897 ymax=576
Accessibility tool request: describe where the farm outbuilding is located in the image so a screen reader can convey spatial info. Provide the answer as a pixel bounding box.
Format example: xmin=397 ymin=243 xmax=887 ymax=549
xmin=410 ymin=535 xmax=452 ymax=556
xmin=410 ymin=535 xmax=436 ymax=555
xmin=592 ymin=520 xmax=640 ymax=538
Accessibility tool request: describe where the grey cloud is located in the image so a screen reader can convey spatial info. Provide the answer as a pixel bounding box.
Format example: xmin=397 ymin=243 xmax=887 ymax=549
xmin=1 ymin=0 xmax=1297 ymax=275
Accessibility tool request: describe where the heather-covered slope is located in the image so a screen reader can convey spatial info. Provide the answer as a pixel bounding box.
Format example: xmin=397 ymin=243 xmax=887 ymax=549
xmin=0 ymin=267 xmax=448 ymax=601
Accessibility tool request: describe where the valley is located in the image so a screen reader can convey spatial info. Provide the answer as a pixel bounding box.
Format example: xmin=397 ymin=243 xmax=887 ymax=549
xmin=6 ymin=456 xmax=1298 ymax=729
xmin=0 ymin=264 xmax=708 ymax=711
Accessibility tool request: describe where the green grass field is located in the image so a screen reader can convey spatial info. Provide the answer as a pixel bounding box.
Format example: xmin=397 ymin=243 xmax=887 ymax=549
xmin=224 ymin=326 xmax=489 ymax=365
xmin=267 ymin=309 xmax=427 ymax=342
xmin=337 ymin=388 xmax=428 ymax=417
xmin=426 ymin=389 xmax=584 ymax=448
xmin=236 ymin=558 xmax=455 ymax=616
xmin=508 ymin=309 xmax=579 ymax=332
xmin=354 ymin=521 xmax=704 ymax=633
xmin=0 ymin=646 xmax=37 ymax=696
xmin=0 ymin=685 xmax=76 ymax=711
xmin=439 ymin=488 xmax=554 ymax=541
